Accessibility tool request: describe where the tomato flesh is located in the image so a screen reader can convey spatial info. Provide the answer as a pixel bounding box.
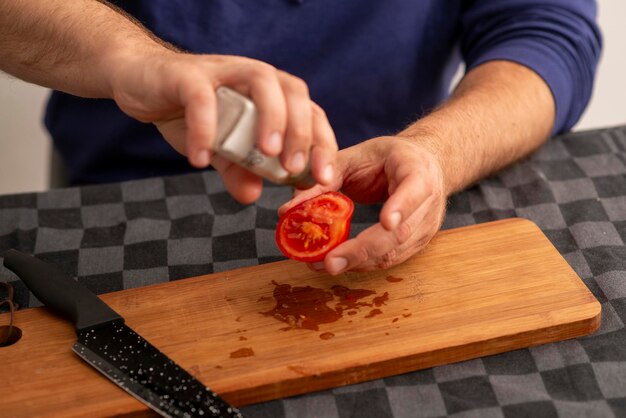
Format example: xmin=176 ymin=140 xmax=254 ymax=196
xmin=276 ymin=192 xmax=354 ymax=262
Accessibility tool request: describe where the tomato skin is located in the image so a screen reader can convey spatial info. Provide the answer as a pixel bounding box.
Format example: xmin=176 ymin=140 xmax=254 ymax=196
xmin=276 ymin=192 xmax=354 ymax=262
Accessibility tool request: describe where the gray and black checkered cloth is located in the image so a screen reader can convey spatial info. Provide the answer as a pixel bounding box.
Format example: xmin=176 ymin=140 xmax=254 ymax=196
xmin=1 ymin=125 xmax=625 ymax=417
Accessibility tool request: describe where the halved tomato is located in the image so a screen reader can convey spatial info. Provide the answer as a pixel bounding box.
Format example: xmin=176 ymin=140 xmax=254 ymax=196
xmin=276 ymin=192 xmax=354 ymax=262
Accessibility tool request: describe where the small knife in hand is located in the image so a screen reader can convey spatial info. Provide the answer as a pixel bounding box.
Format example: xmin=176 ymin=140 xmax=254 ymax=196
xmin=3 ymin=249 xmax=243 ymax=418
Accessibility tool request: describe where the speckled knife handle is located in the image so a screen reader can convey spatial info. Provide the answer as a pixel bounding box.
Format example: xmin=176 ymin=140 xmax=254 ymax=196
xmin=3 ymin=249 xmax=123 ymax=331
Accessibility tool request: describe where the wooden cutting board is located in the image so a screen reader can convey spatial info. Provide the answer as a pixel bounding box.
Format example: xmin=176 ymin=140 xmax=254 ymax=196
xmin=0 ymin=218 xmax=600 ymax=417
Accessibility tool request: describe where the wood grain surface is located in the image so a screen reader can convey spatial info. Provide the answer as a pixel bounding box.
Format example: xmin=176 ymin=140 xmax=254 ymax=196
xmin=0 ymin=218 xmax=601 ymax=417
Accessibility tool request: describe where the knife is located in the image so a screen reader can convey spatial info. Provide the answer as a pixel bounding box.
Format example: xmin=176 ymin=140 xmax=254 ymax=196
xmin=3 ymin=249 xmax=243 ymax=418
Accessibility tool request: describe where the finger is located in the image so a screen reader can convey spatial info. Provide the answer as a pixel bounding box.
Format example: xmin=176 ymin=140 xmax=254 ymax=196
xmin=324 ymin=200 xmax=433 ymax=275
xmin=322 ymin=223 xmax=399 ymax=275
xmin=309 ymin=102 xmax=338 ymax=186
xmin=211 ymin=154 xmax=263 ymax=204
xmin=277 ymin=144 xmax=345 ymax=216
xmin=278 ymin=73 xmax=313 ymax=174
xmin=277 ymin=184 xmax=329 ymax=217
xmin=155 ymin=117 xmax=188 ymax=155
xmin=179 ymin=78 xmax=217 ymax=168
xmin=351 ymin=197 xmax=441 ymax=272
xmin=379 ymin=170 xmax=434 ymax=231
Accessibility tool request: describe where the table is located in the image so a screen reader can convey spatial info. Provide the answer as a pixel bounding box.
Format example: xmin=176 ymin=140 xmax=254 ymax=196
xmin=1 ymin=125 xmax=625 ymax=417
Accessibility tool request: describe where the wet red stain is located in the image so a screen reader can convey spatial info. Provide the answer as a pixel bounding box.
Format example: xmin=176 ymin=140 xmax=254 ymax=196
xmin=239 ymin=336 xmax=247 ymax=341
xmin=385 ymin=276 xmax=403 ymax=283
xmin=215 ymin=365 xmax=223 ymax=369
xmin=402 ymin=313 xmax=412 ymax=318
xmin=260 ymin=281 xmax=341 ymax=331
xmin=230 ymin=347 xmax=254 ymax=358
xmin=373 ymin=292 xmax=389 ymax=307
xmin=260 ymin=281 xmax=396 ymax=331
xmin=392 ymin=318 xmax=399 ymax=323
xmin=319 ymin=332 xmax=335 ymax=340
xmin=365 ymin=309 xmax=383 ymax=318
xmin=332 ymin=285 xmax=375 ymax=310
xmin=385 ymin=332 xmax=390 ymax=336
xmin=235 ymin=316 xmax=243 ymax=322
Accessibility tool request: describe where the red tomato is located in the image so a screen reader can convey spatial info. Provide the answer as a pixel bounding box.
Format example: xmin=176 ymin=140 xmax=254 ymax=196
xmin=276 ymin=192 xmax=354 ymax=262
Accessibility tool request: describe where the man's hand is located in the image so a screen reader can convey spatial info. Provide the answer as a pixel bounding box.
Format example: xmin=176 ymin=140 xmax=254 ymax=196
xmin=109 ymin=52 xmax=337 ymax=204
xmin=279 ymin=61 xmax=555 ymax=274
xmin=279 ymin=137 xmax=447 ymax=274
xmin=0 ymin=1 xmax=337 ymax=203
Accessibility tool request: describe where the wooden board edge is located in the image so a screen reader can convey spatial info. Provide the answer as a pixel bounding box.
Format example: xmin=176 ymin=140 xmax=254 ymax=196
xmin=223 ymin=301 xmax=602 ymax=407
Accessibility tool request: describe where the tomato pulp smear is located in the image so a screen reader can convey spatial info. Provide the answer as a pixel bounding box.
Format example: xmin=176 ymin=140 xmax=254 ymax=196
xmin=276 ymin=192 xmax=354 ymax=262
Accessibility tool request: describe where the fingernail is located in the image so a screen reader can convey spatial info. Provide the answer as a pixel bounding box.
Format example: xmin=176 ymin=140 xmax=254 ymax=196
xmin=310 ymin=262 xmax=325 ymax=271
xmin=289 ymin=152 xmax=306 ymax=173
xmin=327 ymin=257 xmax=348 ymax=274
xmin=389 ymin=211 xmax=402 ymax=229
xmin=195 ymin=149 xmax=210 ymax=167
xmin=267 ymin=132 xmax=282 ymax=154
xmin=321 ymin=164 xmax=333 ymax=184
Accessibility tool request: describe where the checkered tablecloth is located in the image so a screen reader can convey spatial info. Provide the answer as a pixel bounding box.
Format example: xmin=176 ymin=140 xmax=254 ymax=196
xmin=1 ymin=125 xmax=626 ymax=417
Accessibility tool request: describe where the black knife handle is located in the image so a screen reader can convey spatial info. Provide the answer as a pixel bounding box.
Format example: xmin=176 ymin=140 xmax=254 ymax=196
xmin=3 ymin=249 xmax=123 ymax=331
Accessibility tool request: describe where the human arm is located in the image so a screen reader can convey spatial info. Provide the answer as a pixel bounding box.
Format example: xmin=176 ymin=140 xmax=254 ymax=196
xmin=280 ymin=0 xmax=601 ymax=274
xmin=281 ymin=60 xmax=554 ymax=273
xmin=0 ymin=0 xmax=336 ymax=202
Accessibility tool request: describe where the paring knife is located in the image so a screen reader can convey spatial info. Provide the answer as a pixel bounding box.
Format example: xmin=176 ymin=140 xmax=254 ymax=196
xmin=3 ymin=249 xmax=242 ymax=418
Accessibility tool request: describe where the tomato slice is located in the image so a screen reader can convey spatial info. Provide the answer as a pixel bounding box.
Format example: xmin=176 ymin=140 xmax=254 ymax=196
xmin=276 ymin=192 xmax=354 ymax=262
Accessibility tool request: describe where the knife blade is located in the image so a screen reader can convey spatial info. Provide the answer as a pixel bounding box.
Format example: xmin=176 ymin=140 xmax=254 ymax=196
xmin=3 ymin=249 xmax=242 ymax=418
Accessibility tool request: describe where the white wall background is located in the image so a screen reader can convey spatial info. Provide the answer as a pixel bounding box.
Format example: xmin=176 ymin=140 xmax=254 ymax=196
xmin=0 ymin=0 xmax=625 ymax=195
xmin=0 ymin=77 xmax=50 ymax=194
xmin=576 ymin=1 xmax=626 ymax=130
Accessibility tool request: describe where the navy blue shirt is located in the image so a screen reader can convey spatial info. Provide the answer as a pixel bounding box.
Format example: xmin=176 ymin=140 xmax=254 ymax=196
xmin=45 ymin=0 xmax=601 ymax=184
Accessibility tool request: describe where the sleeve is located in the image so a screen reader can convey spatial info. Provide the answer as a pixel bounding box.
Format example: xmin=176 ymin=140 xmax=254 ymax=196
xmin=460 ymin=0 xmax=602 ymax=134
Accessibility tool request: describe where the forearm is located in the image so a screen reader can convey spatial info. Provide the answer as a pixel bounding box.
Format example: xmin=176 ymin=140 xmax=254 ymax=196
xmin=0 ymin=0 xmax=172 ymax=98
xmin=399 ymin=60 xmax=555 ymax=195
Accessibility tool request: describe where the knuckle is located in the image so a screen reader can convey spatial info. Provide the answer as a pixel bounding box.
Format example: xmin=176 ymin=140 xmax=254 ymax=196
xmin=354 ymin=245 xmax=371 ymax=265
xmin=190 ymin=87 xmax=213 ymax=105
xmin=432 ymin=177 xmax=445 ymax=198
xmin=377 ymin=249 xmax=398 ymax=270
xmin=180 ymin=67 xmax=207 ymax=86
xmin=287 ymin=76 xmax=309 ymax=95
xmin=430 ymin=185 xmax=443 ymax=202
xmin=394 ymin=221 xmax=413 ymax=245
xmin=287 ymin=125 xmax=311 ymax=142
xmin=323 ymin=141 xmax=339 ymax=153
xmin=311 ymin=102 xmax=326 ymax=118
xmin=250 ymin=62 xmax=277 ymax=79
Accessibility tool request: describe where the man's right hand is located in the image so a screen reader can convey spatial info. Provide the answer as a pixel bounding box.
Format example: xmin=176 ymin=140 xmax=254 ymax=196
xmin=109 ymin=52 xmax=338 ymax=203
xmin=0 ymin=0 xmax=336 ymax=203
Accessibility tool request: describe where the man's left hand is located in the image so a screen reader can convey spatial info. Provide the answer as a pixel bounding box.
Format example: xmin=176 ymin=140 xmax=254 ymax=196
xmin=279 ymin=136 xmax=447 ymax=275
